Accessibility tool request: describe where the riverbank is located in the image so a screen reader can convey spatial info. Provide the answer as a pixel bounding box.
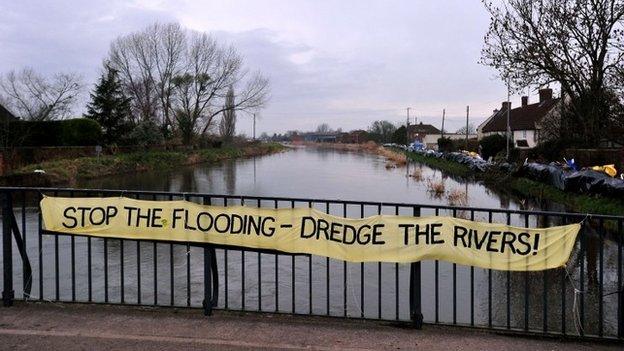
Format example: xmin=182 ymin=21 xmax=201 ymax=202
xmin=405 ymin=151 xmax=624 ymax=216
xmin=305 ymin=142 xmax=407 ymax=167
xmin=1 ymin=142 xmax=285 ymax=187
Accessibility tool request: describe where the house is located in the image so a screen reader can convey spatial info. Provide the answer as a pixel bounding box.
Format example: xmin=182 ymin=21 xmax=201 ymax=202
xmin=0 ymin=103 xmax=17 ymax=123
xmin=477 ymin=88 xmax=560 ymax=148
xmin=408 ymin=122 xmax=476 ymax=149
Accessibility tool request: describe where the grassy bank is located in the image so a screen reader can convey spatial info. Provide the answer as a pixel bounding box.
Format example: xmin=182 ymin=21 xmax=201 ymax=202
xmin=405 ymin=151 xmax=624 ymax=216
xmin=306 ymin=142 xmax=407 ymax=167
xmin=4 ymin=142 xmax=284 ymax=186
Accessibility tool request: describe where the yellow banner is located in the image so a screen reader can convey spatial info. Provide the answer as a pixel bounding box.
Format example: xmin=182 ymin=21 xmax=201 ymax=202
xmin=40 ymin=196 xmax=580 ymax=271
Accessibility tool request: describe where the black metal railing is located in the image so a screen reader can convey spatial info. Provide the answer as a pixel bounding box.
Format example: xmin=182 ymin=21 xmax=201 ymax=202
xmin=1 ymin=187 xmax=623 ymax=341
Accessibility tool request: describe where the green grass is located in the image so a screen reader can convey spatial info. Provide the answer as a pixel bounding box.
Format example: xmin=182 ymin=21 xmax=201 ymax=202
xmin=401 ymin=149 xmax=624 ymax=216
xmin=8 ymin=142 xmax=284 ymax=185
xmin=405 ymin=152 xmax=472 ymax=177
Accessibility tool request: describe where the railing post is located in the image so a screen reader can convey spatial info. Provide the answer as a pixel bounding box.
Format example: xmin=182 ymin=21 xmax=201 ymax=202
xmin=409 ymin=262 xmax=423 ymax=329
xmin=203 ymin=245 xmax=213 ymax=316
xmin=2 ymin=191 xmax=14 ymax=307
xmin=409 ymin=206 xmax=423 ymax=329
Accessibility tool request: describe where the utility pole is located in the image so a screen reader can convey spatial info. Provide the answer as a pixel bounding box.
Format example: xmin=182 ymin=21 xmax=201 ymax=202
xmin=253 ymin=113 xmax=256 ymax=141
xmin=506 ymin=79 xmax=511 ymax=161
xmin=465 ymin=105 xmax=469 ymax=150
xmin=441 ymin=109 xmax=445 ymax=139
xmin=405 ymin=107 xmax=411 ymax=146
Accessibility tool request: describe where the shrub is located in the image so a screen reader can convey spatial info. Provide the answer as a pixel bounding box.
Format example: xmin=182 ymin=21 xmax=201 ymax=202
xmin=479 ymin=134 xmax=512 ymax=161
xmin=125 ymin=120 xmax=164 ymax=147
xmin=437 ymin=137 xmax=456 ymax=152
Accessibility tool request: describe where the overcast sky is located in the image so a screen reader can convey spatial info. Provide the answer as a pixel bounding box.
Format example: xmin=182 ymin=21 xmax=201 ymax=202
xmin=0 ymin=0 xmax=529 ymax=135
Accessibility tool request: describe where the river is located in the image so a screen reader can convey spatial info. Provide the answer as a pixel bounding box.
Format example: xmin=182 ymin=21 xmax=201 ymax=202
xmin=4 ymin=146 xmax=621 ymax=337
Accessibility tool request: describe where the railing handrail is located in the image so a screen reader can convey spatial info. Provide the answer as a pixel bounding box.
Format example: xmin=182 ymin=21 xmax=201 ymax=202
xmin=1 ymin=186 xmax=622 ymax=220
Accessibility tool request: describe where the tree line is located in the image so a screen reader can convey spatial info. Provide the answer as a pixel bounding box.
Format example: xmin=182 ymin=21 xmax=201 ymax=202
xmin=0 ymin=22 xmax=269 ymax=147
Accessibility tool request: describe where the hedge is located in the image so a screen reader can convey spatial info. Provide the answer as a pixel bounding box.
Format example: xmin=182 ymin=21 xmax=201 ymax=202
xmin=1 ymin=118 xmax=102 ymax=146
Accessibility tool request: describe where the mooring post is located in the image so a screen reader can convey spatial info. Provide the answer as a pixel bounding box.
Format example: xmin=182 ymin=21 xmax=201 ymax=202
xmin=2 ymin=191 xmax=14 ymax=307
xmin=202 ymin=245 xmax=213 ymax=316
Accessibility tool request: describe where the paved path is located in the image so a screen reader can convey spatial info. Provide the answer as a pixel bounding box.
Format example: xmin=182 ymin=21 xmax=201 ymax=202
xmin=0 ymin=302 xmax=620 ymax=350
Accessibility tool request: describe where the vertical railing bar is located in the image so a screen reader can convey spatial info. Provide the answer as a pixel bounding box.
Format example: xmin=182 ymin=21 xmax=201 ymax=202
xmin=617 ymin=218 xmax=623 ymax=339
xmin=395 ymin=205 xmax=399 ymax=321
xmin=185 ymin=195 xmax=192 ymax=307
xmin=524 ymin=214 xmax=530 ymax=332
xmin=326 ymin=201 xmax=330 ymax=316
xmin=435 ymin=207 xmax=439 ymax=324
xmin=488 ymin=211 xmax=492 ymax=328
xmin=120 ymin=238 xmax=125 ymax=304
xmin=561 ymin=215 xmax=567 ymax=336
xmin=136 ymin=193 xmax=141 ymax=305
xmin=274 ymin=199 xmax=278 ymax=312
xmin=54 ymin=203 xmax=59 ymax=300
xmin=543 ymin=214 xmax=549 ymax=333
xmin=69 ymin=191 xmax=75 ymax=302
xmin=360 ymin=203 xmax=364 ymax=319
xmin=224 ymin=196 xmax=229 ymax=310
xmin=377 ymin=203 xmax=382 ymax=320
xmin=241 ymin=197 xmax=246 ymax=311
xmin=506 ymin=212 xmax=511 ymax=329
xmin=598 ymin=218 xmax=604 ymax=337
xmin=292 ymin=200 xmax=296 ymax=314
xmin=169 ymin=194 xmax=174 ymax=307
xmin=343 ymin=202 xmax=347 ymax=318
xmin=308 ymin=201 xmax=313 ymax=315
xmin=152 ymin=193 xmax=158 ymax=306
xmin=470 ymin=209 xmax=475 ymax=327
xmin=580 ymin=218 xmax=586 ymax=336
xmin=104 ymin=235 xmax=109 ymax=303
xmin=202 ymin=195 xmax=213 ymax=316
xmin=258 ymin=198 xmax=262 ymax=312
xmin=53 ymin=190 xmax=59 ymax=301
xmin=452 ymin=208 xmax=457 ymax=325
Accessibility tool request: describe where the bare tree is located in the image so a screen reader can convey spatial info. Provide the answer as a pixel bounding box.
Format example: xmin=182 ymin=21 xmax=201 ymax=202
xmin=0 ymin=68 xmax=82 ymax=120
xmin=108 ymin=23 xmax=268 ymax=143
xmin=108 ymin=23 xmax=185 ymax=126
xmin=315 ymin=123 xmax=331 ymax=133
xmin=456 ymin=123 xmax=476 ymax=135
xmin=219 ymin=86 xmax=236 ymax=142
xmin=481 ymin=0 xmax=624 ymax=145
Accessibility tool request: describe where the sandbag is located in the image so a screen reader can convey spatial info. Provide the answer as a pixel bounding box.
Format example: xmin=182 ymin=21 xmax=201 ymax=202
xmin=519 ymin=162 xmax=566 ymax=190
xmin=563 ymin=170 xmax=609 ymax=193
xmin=591 ymin=176 xmax=624 ymax=198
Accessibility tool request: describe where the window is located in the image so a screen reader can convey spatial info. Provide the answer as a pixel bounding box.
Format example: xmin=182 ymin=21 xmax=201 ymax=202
xmin=522 ymin=130 xmax=527 ymax=138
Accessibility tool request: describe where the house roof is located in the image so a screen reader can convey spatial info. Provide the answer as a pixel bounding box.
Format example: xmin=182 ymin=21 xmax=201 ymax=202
xmin=480 ymin=99 xmax=559 ymax=133
xmin=408 ymin=122 xmax=441 ymax=135
xmin=0 ymin=103 xmax=17 ymax=122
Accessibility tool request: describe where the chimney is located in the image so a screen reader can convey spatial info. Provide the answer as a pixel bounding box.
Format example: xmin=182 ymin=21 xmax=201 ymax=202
xmin=501 ymin=101 xmax=511 ymax=111
xmin=521 ymin=96 xmax=528 ymax=107
xmin=539 ymin=88 xmax=553 ymax=102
